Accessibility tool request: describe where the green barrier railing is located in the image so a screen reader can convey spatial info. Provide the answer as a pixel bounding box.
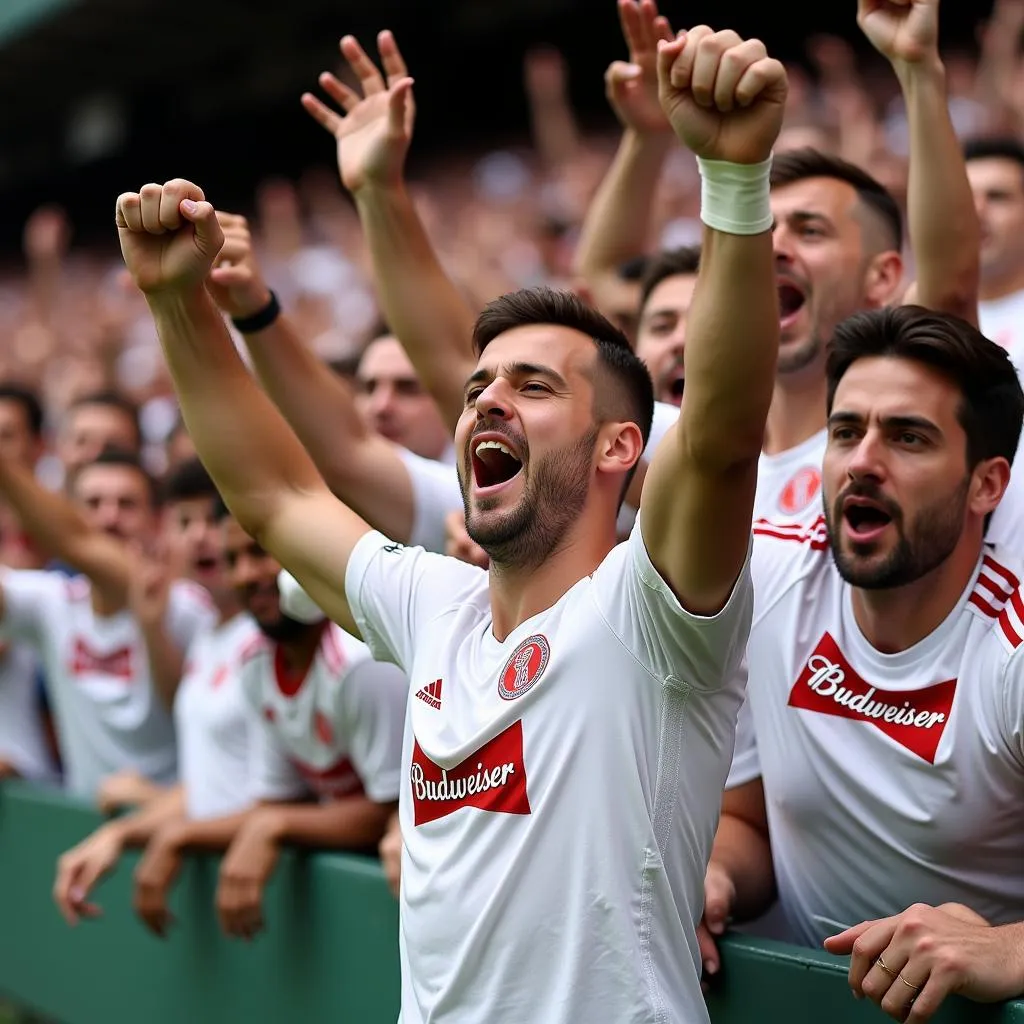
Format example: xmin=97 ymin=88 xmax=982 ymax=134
xmin=1 ymin=781 xmax=1021 ymax=1024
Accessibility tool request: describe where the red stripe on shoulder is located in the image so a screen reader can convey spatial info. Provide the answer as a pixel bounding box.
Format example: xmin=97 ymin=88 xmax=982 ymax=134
xmin=752 ymin=515 xmax=829 ymax=550
xmin=240 ymin=634 xmax=271 ymax=665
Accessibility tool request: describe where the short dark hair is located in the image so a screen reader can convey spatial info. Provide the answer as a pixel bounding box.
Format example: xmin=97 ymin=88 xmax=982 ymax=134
xmin=826 ymin=306 xmax=1024 ymax=472
xmin=211 ymin=494 xmax=233 ymax=523
xmin=617 ymin=255 xmax=649 ymax=283
xmin=472 ymin=286 xmax=655 ymax=455
xmin=0 ymin=382 xmax=44 ymax=438
xmin=67 ymin=390 xmax=141 ymax=449
xmin=771 ymin=148 xmax=903 ymax=253
xmin=639 ymin=246 xmax=702 ymax=314
xmin=68 ymin=447 xmax=160 ymax=508
xmin=963 ymin=137 xmax=1024 ymax=179
xmin=161 ymin=455 xmax=217 ymax=505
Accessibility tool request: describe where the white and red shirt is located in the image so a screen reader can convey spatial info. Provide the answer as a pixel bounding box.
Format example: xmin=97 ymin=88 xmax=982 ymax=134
xmin=0 ymin=642 xmax=57 ymax=782
xmin=730 ymin=517 xmax=1024 ymax=945
xmin=980 ymin=290 xmax=1024 ymax=379
xmin=174 ymin=612 xmax=262 ymax=820
xmin=345 ymin=520 xmax=753 ymax=1024
xmin=0 ymin=570 xmax=216 ymax=798
xmin=239 ymin=622 xmax=406 ymax=805
xmin=754 ymin=429 xmax=827 ymax=526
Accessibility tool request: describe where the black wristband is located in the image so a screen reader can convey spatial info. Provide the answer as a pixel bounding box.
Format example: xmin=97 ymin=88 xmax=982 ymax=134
xmin=231 ymin=291 xmax=280 ymax=333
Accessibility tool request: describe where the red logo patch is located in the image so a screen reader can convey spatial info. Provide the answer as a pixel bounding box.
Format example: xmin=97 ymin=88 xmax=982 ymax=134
xmin=415 ymin=678 xmax=443 ymax=710
xmin=498 ymin=635 xmax=550 ymax=701
xmin=69 ymin=639 xmax=134 ymax=681
xmin=211 ymin=666 xmax=228 ymax=690
xmin=410 ymin=719 xmax=531 ymax=825
xmin=294 ymin=755 xmax=365 ymax=799
xmin=788 ymin=633 xmax=956 ymax=763
xmin=315 ymin=709 xmax=335 ymax=746
xmin=263 ymin=705 xmax=276 ymax=723
xmin=779 ymin=466 xmax=822 ymax=516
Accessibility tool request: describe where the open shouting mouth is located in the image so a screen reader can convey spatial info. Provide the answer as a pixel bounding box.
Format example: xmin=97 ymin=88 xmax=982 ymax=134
xmin=471 ymin=433 xmax=524 ymax=495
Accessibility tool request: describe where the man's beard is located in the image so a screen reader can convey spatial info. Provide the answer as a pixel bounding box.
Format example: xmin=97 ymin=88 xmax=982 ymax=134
xmin=777 ymin=331 xmax=825 ymax=375
xmin=254 ymin=610 xmax=316 ymax=644
xmin=461 ymin=427 xmax=597 ymax=571
xmin=825 ymin=476 xmax=969 ymax=590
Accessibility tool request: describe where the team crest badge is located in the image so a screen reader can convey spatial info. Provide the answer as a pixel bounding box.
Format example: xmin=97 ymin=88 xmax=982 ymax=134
xmin=498 ymin=635 xmax=550 ymax=701
xmin=779 ymin=466 xmax=822 ymax=516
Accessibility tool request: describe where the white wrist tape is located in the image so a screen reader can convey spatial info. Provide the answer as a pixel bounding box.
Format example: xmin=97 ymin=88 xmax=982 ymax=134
xmin=697 ymin=154 xmax=773 ymax=236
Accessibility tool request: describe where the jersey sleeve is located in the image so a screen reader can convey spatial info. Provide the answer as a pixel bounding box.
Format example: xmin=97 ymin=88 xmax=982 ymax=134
xmin=0 ymin=569 xmax=65 ymax=646
xmin=725 ymin=688 xmax=762 ymax=788
xmin=394 ymin=447 xmax=464 ymax=554
xmin=165 ymin=582 xmax=218 ymax=651
xmin=238 ymin=655 xmax=308 ymax=802
xmin=339 ymin=657 xmax=407 ymax=803
xmin=592 ymin=518 xmax=753 ymax=693
xmin=998 ymin=647 xmax=1024 ymax=769
xmin=345 ymin=530 xmax=486 ymax=673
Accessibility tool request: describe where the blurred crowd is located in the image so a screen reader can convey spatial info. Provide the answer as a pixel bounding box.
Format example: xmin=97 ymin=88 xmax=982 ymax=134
xmin=5 ymin=3 xmax=1024 ymax=480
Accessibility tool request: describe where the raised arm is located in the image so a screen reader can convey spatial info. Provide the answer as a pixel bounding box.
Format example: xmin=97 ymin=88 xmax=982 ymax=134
xmin=207 ymin=213 xmax=426 ymax=544
xmin=115 ymin=180 xmax=369 ymax=636
xmin=0 ymin=455 xmax=133 ymax=608
xmin=302 ymin=30 xmax=476 ymax=433
xmin=861 ymin=0 xmax=980 ymax=324
xmin=573 ymin=0 xmax=676 ymax=303
xmin=640 ymin=28 xmax=784 ymax=614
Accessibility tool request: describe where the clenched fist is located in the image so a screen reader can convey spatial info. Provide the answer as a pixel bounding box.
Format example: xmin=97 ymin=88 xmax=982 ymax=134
xmin=115 ymin=179 xmax=225 ymax=295
xmin=657 ymin=28 xmax=787 ymax=165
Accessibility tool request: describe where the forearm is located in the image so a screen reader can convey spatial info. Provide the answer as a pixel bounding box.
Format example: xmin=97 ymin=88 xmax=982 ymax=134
xmin=111 ymin=786 xmax=187 ymax=847
xmin=899 ymin=59 xmax=980 ymax=324
xmin=138 ymin=622 xmax=185 ymax=710
xmin=710 ymin=813 xmax=776 ymax=922
xmin=681 ymin=224 xmax=777 ymax=464
xmin=169 ymin=809 xmax=251 ymax=852
xmin=529 ymin=90 xmax=580 ymax=173
xmin=147 ymin=286 xmax=325 ymax=538
xmin=243 ymin=317 xmax=419 ymax=542
xmin=574 ymin=129 xmax=673 ymax=281
xmin=0 ymin=457 xmax=128 ymax=596
xmin=261 ymin=797 xmax=395 ymax=850
xmin=353 ymin=184 xmax=477 ymax=432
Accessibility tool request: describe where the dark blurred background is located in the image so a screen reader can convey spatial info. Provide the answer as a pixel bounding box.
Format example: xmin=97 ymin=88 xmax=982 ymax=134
xmin=0 ymin=0 xmax=992 ymax=251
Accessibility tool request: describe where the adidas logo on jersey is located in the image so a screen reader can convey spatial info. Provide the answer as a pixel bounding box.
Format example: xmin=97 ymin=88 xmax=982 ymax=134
xmin=415 ymin=678 xmax=443 ymax=710
xmin=788 ymin=632 xmax=956 ymax=763
xmin=410 ymin=720 xmax=531 ymax=825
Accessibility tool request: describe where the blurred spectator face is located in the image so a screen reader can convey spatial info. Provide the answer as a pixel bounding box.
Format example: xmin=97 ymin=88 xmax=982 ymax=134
xmin=58 ymin=402 xmax=140 ymax=472
xmin=0 ymin=398 xmax=43 ymax=468
xmin=967 ymin=157 xmax=1024 ymax=283
xmin=222 ymin=516 xmax=288 ymax=634
xmin=71 ymin=463 xmax=156 ymax=544
xmin=771 ymin=178 xmax=890 ymax=376
xmin=162 ymin=495 xmax=224 ymax=594
xmin=636 ymin=273 xmax=697 ymax=407
xmin=356 ymin=336 xmax=451 ymax=460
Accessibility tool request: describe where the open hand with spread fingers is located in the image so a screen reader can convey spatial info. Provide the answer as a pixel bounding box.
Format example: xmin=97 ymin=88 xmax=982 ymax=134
xmin=115 ymin=179 xmax=224 ymax=295
xmin=656 ymin=28 xmax=787 ymax=165
xmin=301 ymin=30 xmax=415 ymax=195
xmin=605 ymin=0 xmax=675 ymax=135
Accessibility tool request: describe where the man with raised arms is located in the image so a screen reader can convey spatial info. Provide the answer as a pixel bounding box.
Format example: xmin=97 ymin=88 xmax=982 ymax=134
xmin=115 ymin=24 xmax=785 ymax=1023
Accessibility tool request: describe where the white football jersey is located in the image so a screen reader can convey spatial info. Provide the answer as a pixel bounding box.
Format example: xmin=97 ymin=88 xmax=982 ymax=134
xmin=239 ymin=622 xmax=406 ymax=804
xmin=980 ymin=289 xmax=1024 ymax=379
xmin=0 ymin=570 xmax=216 ymax=798
xmin=345 ymin=520 xmax=753 ymax=1024
xmin=0 ymin=642 xmax=57 ymax=782
xmin=753 ymin=429 xmax=827 ymax=525
xmin=731 ymin=517 xmax=1024 ymax=946
xmin=174 ymin=612 xmax=263 ymax=820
